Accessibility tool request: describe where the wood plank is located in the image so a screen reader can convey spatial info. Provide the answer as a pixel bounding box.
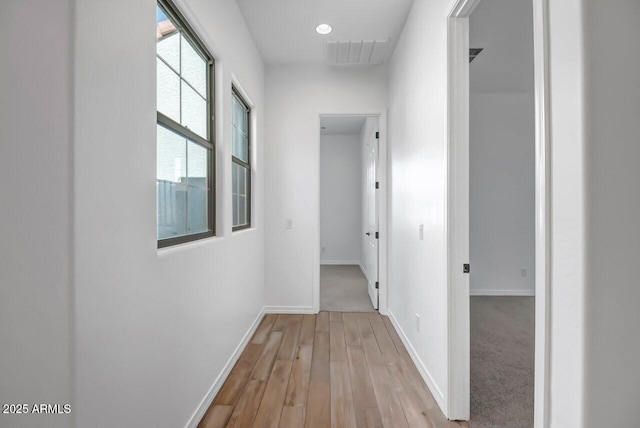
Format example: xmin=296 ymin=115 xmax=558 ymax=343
xmin=305 ymin=331 xmax=330 ymax=428
xmin=355 ymin=408 xmax=383 ymax=428
xmin=279 ymin=406 xmax=306 ymax=428
xmin=382 ymin=315 xmax=408 ymax=356
xmin=253 ymin=360 xmax=293 ymax=428
xmin=277 ymin=320 xmax=302 ymax=361
xmin=284 ymin=345 xmax=313 ymax=407
xmin=226 ymin=379 xmax=266 ymax=427
xmin=346 ymin=346 xmax=377 ymax=409
xmin=368 ymin=313 xmax=401 ymax=364
xmin=197 ymin=404 xmax=233 ymax=428
xmin=252 ymin=331 xmax=284 ymax=381
xmin=305 ymin=382 xmax=331 ymax=428
xmin=368 ymin=363 xmax=409 ymax=428
xmin=330 ymin=311 xmax=342 ymax=322
xmin=272 ymin=315 xmax=290 ymax=332
xmin=330 ymin=321 xmax=347 ymax=362
xmin=355 ymin=313 xmax=383 ymax=366
xmin=394 ymin=356 xmax=439 ymax=410
xmin=387 ymin=363 xmax=432 ymax=427
xmin=342 ymin=313 xmax=361 ymax=347
xmin=330 ymin=361 xmax=357 ymax=428
xmin=253 ymin=314 xmax=278 ymax=344
xmin=214 ymin=342 xmax=263 ymax=405
xmin=315 ymin=311 xmax=329 ymax=332
xmin=299 ymin=314 xmax=316 ymax=345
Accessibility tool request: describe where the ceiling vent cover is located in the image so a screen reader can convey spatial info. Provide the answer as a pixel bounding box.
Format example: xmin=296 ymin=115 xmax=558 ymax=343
xmin=469 ymin=48 xmax=484 ymax=63
xmin=325 ymin=39 xmax=390 ymax=65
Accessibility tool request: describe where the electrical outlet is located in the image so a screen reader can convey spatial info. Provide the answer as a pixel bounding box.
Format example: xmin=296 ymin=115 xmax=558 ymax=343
xmin=285 ymin=219 xmax=293 ymax=229
xmin=415 ymin=313 xmax=420 ymax=332
xmin=521 ymin=267 xmax=527 ymax=277
xmin=419 ymin=224 xmax=424 ymax=240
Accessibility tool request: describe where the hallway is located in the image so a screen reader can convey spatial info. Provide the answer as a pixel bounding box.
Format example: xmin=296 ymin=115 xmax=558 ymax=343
xmin=320 ymin=266 xmax=375 ymax=312
xmin=200 ymin=312 xmax=467 ymax=427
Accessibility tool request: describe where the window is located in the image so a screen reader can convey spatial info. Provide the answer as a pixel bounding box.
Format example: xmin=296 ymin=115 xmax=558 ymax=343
xmin=156 ymin=0 xmax=215 ymax=247
xmin=232 ymin=88 xmax=251 ymax=230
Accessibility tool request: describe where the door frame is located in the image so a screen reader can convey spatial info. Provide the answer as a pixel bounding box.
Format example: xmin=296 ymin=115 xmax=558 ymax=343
xmin=446 ymin=0 xmax=550 ymax=425
xmin=315 ymin=112 xmax=389 ymax=315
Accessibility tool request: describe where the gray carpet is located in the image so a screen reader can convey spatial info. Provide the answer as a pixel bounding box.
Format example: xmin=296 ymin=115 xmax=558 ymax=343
xmin=470 ymin=296 xmax=535 ymax=428
xmin=320 ymin=265 xmax=375 ymax=312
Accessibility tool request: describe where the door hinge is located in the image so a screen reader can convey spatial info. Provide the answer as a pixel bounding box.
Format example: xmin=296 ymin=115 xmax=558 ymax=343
xmin=375 ymin=181 xmax=379 ymax=189
xmin=375 ymin=131 xmax=379 ymax=139
xmin=375 ymin=281 xmax=379 ymax=289
xmin=375 ymin=232 xmax=379 ymax=239
xmin=463 ymin=263 xmax=470 ymax=273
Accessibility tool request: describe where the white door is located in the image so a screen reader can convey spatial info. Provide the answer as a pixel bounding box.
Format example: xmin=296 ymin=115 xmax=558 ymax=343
xmin=364 ymin=129 xmax=379 ymax=309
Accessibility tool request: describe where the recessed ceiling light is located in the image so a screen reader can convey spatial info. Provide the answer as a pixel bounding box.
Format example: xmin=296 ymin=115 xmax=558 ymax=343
xmin=316 ymin=24 xmax=332 ymax=35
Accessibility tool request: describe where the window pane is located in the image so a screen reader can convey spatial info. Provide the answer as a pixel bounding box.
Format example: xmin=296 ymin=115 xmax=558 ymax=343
xmin=187 ymin=141 xmax=208 ymax=188
xmin=157 ymin=125 xmax=186 ymax=183
xmin=157 ymin=32 xmax=180 ymax=72
xmin=157 ymin=59 xmax=180 ymax=123
xmin=181 ymin=34 xmax=207 ymax=97
xmin=232 ymin=127 xmax=249 ymax=162
xmin=187 ymin=187 xmax=208 ymax=234
xmin=181 ymin=81 xmax=207 ymax=138
xmin=239 ymin=195 xmax=246 ymax=226
xmin=232 ymin=96 xmax=246 ymax=129
xmin=158 ymin=181 xmax=187 ymax=239
xmin=232 ymin=162 xmax=239 ymax=194
xmin=232 ymin=194 xmax=239 ymax=226
xmin=232 ymin=163 xmax=249 ymax=227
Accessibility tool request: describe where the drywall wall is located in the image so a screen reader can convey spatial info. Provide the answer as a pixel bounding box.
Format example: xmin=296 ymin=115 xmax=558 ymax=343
xmin=469 ymin=0 xmax=535 ymax=295
xmin=0 ymin=1 xmax=73 ymax=427
xmin=265 ymin=65 xmax=387 ymax=310
xmin=391 ymin=0 xmax=637 ymax=424
xmin=73 ymin=0 xmax=265 ymax=426
xmin=387 ymin=0 xmax=452 ymax=410
xmin=469 ymin=93 xmax=535 ymax=295
xmin=581 ymin=0 xmax=640 ymax=426
xmin=320 ymin=134 xmax=363 ymax=264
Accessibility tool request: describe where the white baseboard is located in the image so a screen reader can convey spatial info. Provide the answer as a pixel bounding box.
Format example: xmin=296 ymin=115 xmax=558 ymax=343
xmin=185 ymin=307 xmax=265 ymax=428
xmin=387 ymin=310 xmax=447 ymax=415
xmin=470 ymin=289 xmax=535 ymax=296
xmin=263 ymin=305 xmax=316 ymax=314
xmin=320 ymin=260 xmax=361 ymax=265
xmin=358 ymin=263 xmax=367 ymax=277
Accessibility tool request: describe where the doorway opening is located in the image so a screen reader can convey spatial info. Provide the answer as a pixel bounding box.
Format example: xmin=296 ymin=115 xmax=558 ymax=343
xmin=468 ymin=1 xmax=536 ymax=425
xmin=447 ymin=0 xmax=549 ymax=425
xmin=319 ymin=115 xmax=381 ymax=313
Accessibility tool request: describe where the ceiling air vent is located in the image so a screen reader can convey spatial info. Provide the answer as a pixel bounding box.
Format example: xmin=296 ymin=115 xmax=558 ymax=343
xmin=469 ymin=48 xmax=483 ymax=63
xmin=325 ymin=39 xmax=390 ymax=65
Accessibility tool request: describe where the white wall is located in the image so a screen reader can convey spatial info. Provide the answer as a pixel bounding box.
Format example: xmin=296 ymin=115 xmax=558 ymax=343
xmin=390 ymin=0 xmax=639 ymax=425
xmin=73 ymin=0 xmax=265 ymax=427
xmin=265 ymin=65 xmax=387 ymax=311
xmin=581 ymin=0 xmax=640 ymax=426
xmin=469 ymin=0 xmax=535 ymax=295
xmin=469 ymin=94 xmax=535 ymax=295
xmin=387 ymin=0 xmax=452 ymax=410
xmin=320 ymin=134 xmax=362 ymax=264
xmin=0 ymin=2 xmax=73 ymax=427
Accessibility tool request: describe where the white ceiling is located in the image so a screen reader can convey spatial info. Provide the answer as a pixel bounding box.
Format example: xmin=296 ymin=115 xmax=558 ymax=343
xmin=320 ymin=116 xmax=366 ymax=135
xmin=236 ymin=0 xmax=415 ymax=65
xmin=469 ymin=0 xmax=534 ymax=93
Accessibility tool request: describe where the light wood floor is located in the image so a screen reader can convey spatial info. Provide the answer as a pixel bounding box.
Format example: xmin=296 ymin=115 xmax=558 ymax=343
xmin=199 ymin=312 xmax=469 ymax=428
